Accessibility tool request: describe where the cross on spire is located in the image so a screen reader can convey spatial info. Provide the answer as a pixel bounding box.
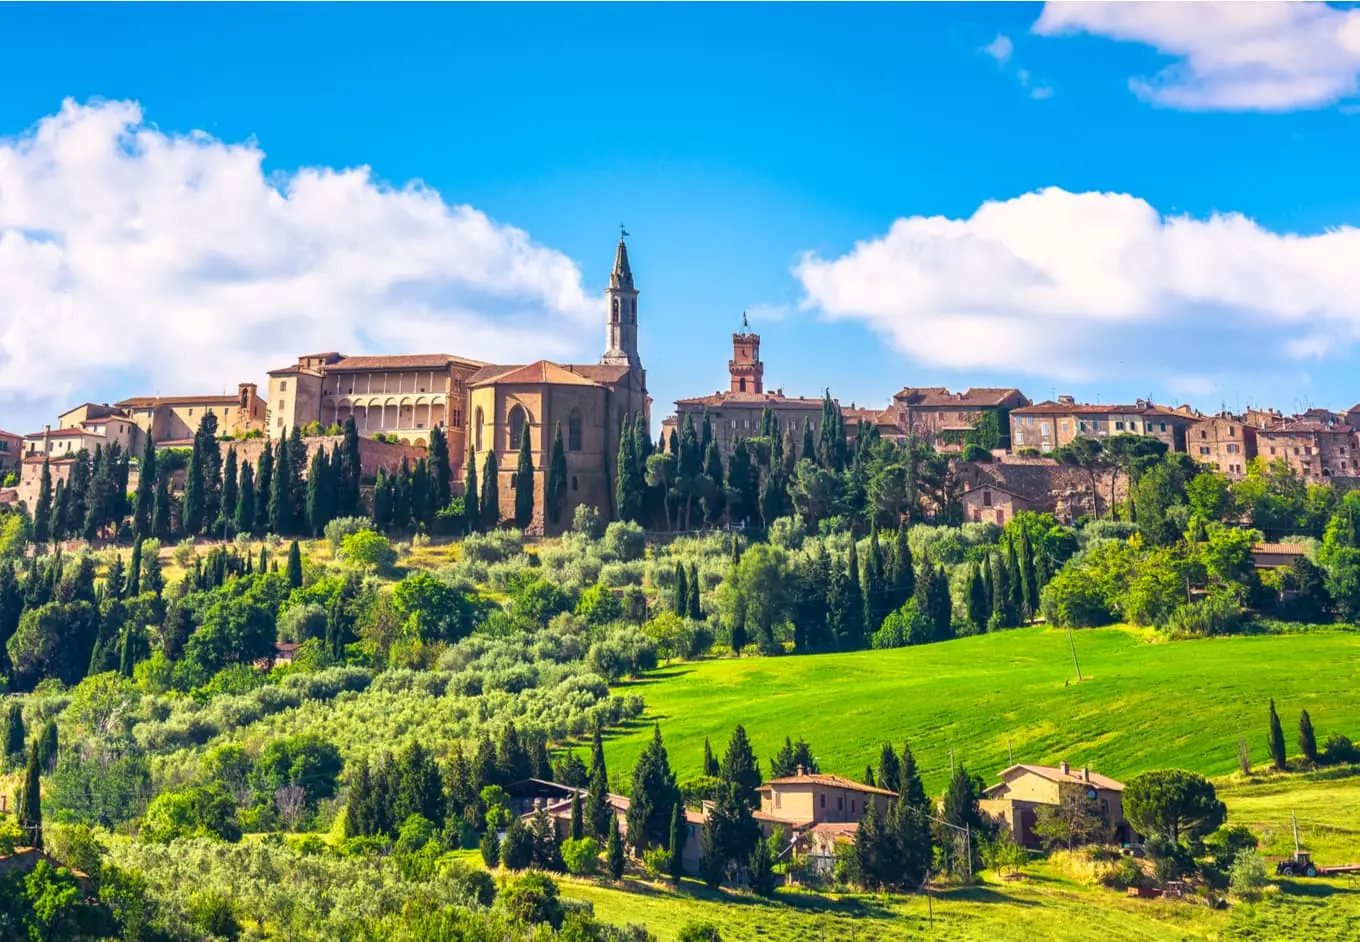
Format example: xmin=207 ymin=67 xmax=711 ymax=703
xmin=619 ymin=223 xmax=630 ymax=240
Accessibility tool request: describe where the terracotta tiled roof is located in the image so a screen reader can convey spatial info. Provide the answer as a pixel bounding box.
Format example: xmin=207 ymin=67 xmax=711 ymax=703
xmin=267 ymin=364 xmax=310 ymax=376
xmin=326 ymin=353 xmax=489 ymax=372
xmin=23 ymin=428 xmax=100 ymax=439
xmin=1261 ymin=421 xmax=1350 ymax=434
xmin=808 ymin=821 xmax=860 ymax=836
xmin=562 ymin=364 xmax=632 ymax=384
xmin=894 ymin=387 xmax=1024 ymax=408
xmin=116 ymin=394 xmax=248 ymax=408
xmin=470 ymin=360 xmax=604 ymax=388
xmin=1252 ymin=542 xmax=1309 ymax=555
xmin=675 ymin=391 xmax=828 ymax=409
xmin=0 ymin=430 xmax=20 ymax=439
xmin=760 ymin=773 xmax=898 ymax=797
xmin=1012 ymin=400 xmax=1188 ymax=418
xmin=986 ymin=764 xmax=1124 ymax=795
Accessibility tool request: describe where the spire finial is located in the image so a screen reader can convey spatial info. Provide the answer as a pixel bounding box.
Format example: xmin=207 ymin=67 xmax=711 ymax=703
xmin=742 ymin=310 xmax=749 ymax=329
xmin=619 ymin=223 xmax=629 ymax=240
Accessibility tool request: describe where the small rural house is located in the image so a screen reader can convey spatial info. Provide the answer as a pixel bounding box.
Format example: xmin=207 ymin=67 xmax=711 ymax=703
xmin=1250 ymin=542 xmax=1310 ymax=569
xmin=756 ymin=769 xmax=898 ymax=872
xmin=979 ymin=761 xmax=1129 ymax=849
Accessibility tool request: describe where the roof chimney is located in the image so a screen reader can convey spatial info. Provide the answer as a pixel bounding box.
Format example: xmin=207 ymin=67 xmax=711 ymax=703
xmin=1081 ymin=767 xmax=1091 ymax=783
xmin=796 ymin=764 xmax=806 ymax=777
xmin=1059 ymin=760 xmax=1070 ymax=776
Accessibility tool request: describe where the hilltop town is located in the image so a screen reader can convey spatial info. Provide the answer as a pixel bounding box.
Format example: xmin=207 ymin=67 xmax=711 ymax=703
xmin=3 ymin=234 xmax=1354 ymax=532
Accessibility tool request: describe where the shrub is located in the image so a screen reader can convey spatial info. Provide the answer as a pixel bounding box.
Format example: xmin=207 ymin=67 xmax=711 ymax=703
xmin=325 ymin=516 xmax=370 ymax=552
xmin=1204 ymin=825 xmax=1258 ymax=871
xmin=173 ymin=539 xmax=198 ymax=567
xmin=572 ymin=505 xmax=605 ymax=539
xmin=678 ymin=922 xmax=723 ymax=942
xmin=642 ymin=846 xmax=671 ymax=879
xmin=1322 ymin=733 xmax=1359 ymax=765
xmin=340 ymin=530 xmax=397 ymax=572
xmin=601 ymin=521 xmax=646 ymax=562
xmin=500 ymin=871 xmax=564 ymax=929
xmin=1164 ymin=589 xmax=1250 ymax=638
xmin=562 ymin=837 xmax=600 ymax=876
xmin=1228 ymin=848 xmax=1268 ymax=901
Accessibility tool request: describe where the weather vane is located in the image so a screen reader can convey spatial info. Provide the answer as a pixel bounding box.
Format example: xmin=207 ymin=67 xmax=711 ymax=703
xmin=619 ymin=223 xmax=630 ymax=239
xmin=742 ymin=310 xmax=749 ymax=329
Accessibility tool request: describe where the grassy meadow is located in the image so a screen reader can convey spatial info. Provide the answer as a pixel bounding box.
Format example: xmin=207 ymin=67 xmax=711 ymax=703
xmin=601 ymin=626 xmax=1360 ymax=794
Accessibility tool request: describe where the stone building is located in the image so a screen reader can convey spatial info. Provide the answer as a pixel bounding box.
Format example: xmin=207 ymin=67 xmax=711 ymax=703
xmin=891 ymin=386 xmax=1029 ymax=450
xmin=667 ymin=318 xmax=863 ymax=458
xmin=1187 ymin=414 xmax=1256 ymax=477
xmin=116 ymin=384 xmax=267 ymax=444
xmin=1255 ymin=418 xmax=1358 ymax=482
xmin=1009 ymin=397 xmax=1196 ymax=454
xmin=0 ymin=430 xmax=19 ymax=473
xmin=465 ymin=236 xmax=650 ymax=530
xmin=265 ymin=352 xmax=486 ymax=456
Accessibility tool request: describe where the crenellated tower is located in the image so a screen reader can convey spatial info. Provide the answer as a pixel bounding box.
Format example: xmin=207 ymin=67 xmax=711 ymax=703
xmin=729 ymin=312 xmax=763 ymax=394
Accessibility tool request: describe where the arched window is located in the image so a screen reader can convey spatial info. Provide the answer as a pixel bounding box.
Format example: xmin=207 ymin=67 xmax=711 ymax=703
xmin=508 ymin=404 xmax=528 ymax=450
xmin=474 ymin=407 xmax=483 ymax=451
xmin=739 ymin=378 xmax=747 ymax=392
xmin=612 ymin=297 xmax=620 ymax=322
xmin=568 ymin=409 xmax=583 ymax=452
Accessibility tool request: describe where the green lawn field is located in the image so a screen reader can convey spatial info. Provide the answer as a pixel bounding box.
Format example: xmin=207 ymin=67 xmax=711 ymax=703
xmin=601 ymin=626 xmax=1360 ymax=794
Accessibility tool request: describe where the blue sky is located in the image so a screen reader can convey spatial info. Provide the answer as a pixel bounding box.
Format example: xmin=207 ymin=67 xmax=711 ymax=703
xmin=3 ymin=2 xmax=1360 ymax=432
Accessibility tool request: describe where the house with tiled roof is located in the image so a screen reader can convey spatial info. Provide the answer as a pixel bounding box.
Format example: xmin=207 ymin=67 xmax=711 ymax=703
xmin=892 ymin=386 xmax=1029 ymax=451
xmin=115 ymin=383 xmax=267 ymax=442
xmin=980 ymin=761 xmax=1130 ymax=849
xmin=1255 ymin=415 xmax=1359 ymax=482
xmin=1009 ymin=396 xmax=1197 ymax=454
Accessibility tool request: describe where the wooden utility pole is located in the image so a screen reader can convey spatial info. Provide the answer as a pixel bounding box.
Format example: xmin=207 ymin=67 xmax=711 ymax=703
xmin=1066 ymin=625 xmax=1083 ymax=682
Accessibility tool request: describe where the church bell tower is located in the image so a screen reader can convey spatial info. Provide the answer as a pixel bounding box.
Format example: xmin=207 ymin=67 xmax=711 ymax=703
xmin=601 ymin=229 xmax=641 ymax=368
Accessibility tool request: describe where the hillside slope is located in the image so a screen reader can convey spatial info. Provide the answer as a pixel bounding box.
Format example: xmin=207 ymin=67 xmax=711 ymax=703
xmin=602 ymin=627 xmax=1360 ymax=792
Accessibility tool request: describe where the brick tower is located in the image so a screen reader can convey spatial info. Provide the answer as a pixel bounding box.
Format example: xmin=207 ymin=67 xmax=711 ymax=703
xmin=729 ymin=313 xmax=764 ymax=394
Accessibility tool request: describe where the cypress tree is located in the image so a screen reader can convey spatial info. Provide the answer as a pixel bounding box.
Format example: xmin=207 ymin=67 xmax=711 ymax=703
xmin=429 ymin=424 xmax=452 ymax=512
xmin=152 ymin=471 xmax=173 ymax=541
xmin=37 ymin=719 xmax=57 ymax=773
xmin=834 ymin=542 xmax=866 ymax=651
xmin=480 ymin=826 xmax=501 ymax=869
xmin=1018 ymin=528 xmax=1039 ymax=620
xmin=878 ymin=742 xmax=902 ymax=795
xmin=18 ymin=739 xmax=42 ymax=849
xmin=306 ymin=446 xmax=332 ymax=536
xmin=339 ymin=417 xmax=362 ymax=517
xmin=410 ymin=457 xmax=431 ymax=529
xmin=900 ymin=743 xmax=928 ymax=811
xmin=118 ymin=624 xmax=139 ymax=678
xmin=606 ymin=813 xmax=625 ymax=879
xmin=569 ymin=789 xmax=584 ymax=841
xmin=586 ymin=726 xmax=611 ymax=840
xmin=464 ymin=445 xmax=480 ymax=534
xmin=616 ymin=418 xmax=643 ymax=524
xmin=687 ymin=562 xmax=702 ymax=620
xmin=269 ymin=438 xmax=291 ymax=534
xmin=126 ymin=539 xmax=142 ymax=597
xmin=966 ymin=564 xmax=989 ymax=633
xmin=142 ymin=545 xmax=164 ymax=596
xmin=33 ymin=458 xmax=53 ymax=544
xmin=865 ymin=766 xmax=876 ymax=787
xmin=677 ymin=415 xmax=701 ymax=529
xmin=702 ymin=737 xmax=720 ymax=778
xmin=479 ymin=450 xmax=499 ymax=530
xmin=132 ymin=437 xmax=155 ymax=540
xmin=702 ymin=441 xmax=725 ymax=525
xmin=669 ymin=802 xmax=687 ymax=880
xmin=235 ymin=463 xmax=255 ymax=535
xmin=1268 ymin=699 xmax=1288 ymax=770
xmin=626 ymin=724 xmax=681 ymax=851
xmin=1005 ymin=535 xmax=1024 ymax=623
xmin=2 ymin=703 xmax=24 ymax=768
xmin=991 ymin=551 xmax=1015 ymax=628
xmin=672 ymin=562 xmax=688 ymax=616
xmin=287 ymin=427 xmax=307 ymax=526
xmin=286 ymin=540 xmax=303 ymax=589
xmin=221 ymin=447 xmax=238 ymax=536
xmin=1300 ymin=709 xmax=1318 ymax=764
xmin=255 ymin=445 xmax=274 ymax=532
xmin=546 ymin=422 xmax=568 ymax=527
xmin=863 ymin=529 xmax=888 ymax=635
xmin=514 ymin=425 xmax=534 ymax=529
xmin=183 ymin=436 xmax=204 ymax=536
xmin=801 ymin=417 xmax=816 ymax=464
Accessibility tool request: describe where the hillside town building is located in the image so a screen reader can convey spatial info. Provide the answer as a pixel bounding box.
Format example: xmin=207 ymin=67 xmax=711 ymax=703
xmin=116 ymin=384 xmax=267 ymax=444
xmin=1009 ymin=397 xmax=1197 ymax=454
xmin=892 ymin=386 xmax=1029 ymax=451
xmin=980 ymin=761 xmax=1129 ymax=848
xmin=1255 ymin=418 xmax=1357 ymax=481
xmin=1187 ymin=414 xmax=1256 ymax=477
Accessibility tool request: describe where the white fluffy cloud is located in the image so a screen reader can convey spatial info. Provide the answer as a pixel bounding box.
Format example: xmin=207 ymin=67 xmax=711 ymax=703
xmin=794 ymin=187 xmax=1360 ymax=386
xmin=1035 ymin=1 xmax=1360 ymax=111
xmin=0 ymin=99 xmax=600 ymax=429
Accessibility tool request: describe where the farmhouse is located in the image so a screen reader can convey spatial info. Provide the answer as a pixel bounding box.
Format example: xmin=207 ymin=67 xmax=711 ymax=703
xmin=1251 ymin=542 xmax=1310 ymax=569
xmin=979 ymin=761 xmax=1129 ymax=849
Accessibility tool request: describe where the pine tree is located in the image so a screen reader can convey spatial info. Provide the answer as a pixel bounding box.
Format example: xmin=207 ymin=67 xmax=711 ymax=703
xmin=1268 ymin=698 xmax=1288 ymax=771
xmin=394 ymin=741 xmax=446 ymax=827
xmin=687 ymin=562 xmax=702 ymax=620
xmin=894 ymin=789 xmax=934 ymax=888
xmin=286 ymin=540 xmax=303 ymax=589
xmin=514 ymin=425 xmax=535 ymax=529
xmin=1299 ymin=709 xmax=1318 ymax=764
xmin=569 ymin=789 xmax=584 ymax=841
xmin=235 ymin=463 xmax=255 ymax=535
xmin=463 ymin=446 xmax=480 ymax=533
xmin=606 ymin=813 xmax=625 ymax=879
xmin=480 ymin=826 xmax=501 ymax=869
xmin=672 ymin=563 xmax=688 ymax=616
xmin=18 ymin=738 xmax=42 ymax=849
xmin=626 ymin=724 xmax=681 ymax=852
xmin=669 ymin=802 xmax=687 ymax=881
xmin=719 ymin=725 xmax=762 ymax=803
xmin=546 ymin=422 xmax=568 ymax=528
xmin=476 ymin=450 xmax=498 ymax=530
xmin=429 ymin=424 xmax=452 ymax=512
xmin=749 ymin=834 xmax=775 ymax=896
xmin=132 ymin=437 xmax=155 ymax=540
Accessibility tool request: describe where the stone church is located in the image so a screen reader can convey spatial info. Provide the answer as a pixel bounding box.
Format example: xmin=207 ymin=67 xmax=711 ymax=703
xmin=263 ymin=234 xmax=650 ymax=532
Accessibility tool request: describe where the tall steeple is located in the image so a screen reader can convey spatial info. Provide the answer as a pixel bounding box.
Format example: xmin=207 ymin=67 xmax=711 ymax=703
xmin=601 ymin=227 xmax=640 ymax=367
